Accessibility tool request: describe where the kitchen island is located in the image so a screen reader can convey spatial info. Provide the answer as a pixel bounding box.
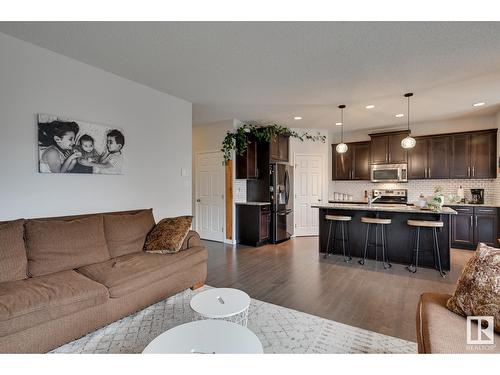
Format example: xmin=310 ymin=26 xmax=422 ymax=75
xmin=312 ymin=203 xmax=457 ymax=271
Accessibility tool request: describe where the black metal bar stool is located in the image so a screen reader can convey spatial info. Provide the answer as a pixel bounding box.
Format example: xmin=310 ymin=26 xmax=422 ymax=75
xmin=406 ymin=219 xmax=446 ymax=277
xmin=324 ymin=214 xmax=352 ymax=262
xmin=358 ymin=217 xmax=392 ymax=269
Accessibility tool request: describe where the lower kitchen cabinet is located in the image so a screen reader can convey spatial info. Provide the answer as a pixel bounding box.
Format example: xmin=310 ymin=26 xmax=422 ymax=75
xmin=449 ymin=205 xmax=498 ymax=249
xmin=236 ymin=203 xmax=270 ymax=247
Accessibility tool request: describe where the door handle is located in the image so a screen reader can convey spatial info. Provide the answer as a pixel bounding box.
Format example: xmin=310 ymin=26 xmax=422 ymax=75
xmin=318 ymin=199 xmax=322 ymax=202
xmin=196 ymin=199 xmax=201 ymax=202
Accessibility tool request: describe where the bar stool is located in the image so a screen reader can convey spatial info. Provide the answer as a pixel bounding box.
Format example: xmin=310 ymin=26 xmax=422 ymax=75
xmin=358 ymin=217 xmax=392 ymax=269
xmin=406 ymin=220 xmax=446 ymax=277
xmin=324 ymin=215 xmax=352 ymax=262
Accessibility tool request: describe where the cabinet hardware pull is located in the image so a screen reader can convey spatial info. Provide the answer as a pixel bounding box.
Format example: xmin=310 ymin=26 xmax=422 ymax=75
xmin=470 ymin=216 xmax=473 ymax=227
xmin=467 ymin=166 xmax=470 ymax=177
xmin=472 ymin=165 xmax=475 ymax=177
xmin=475 ymin=216 xmax=478 ymax=227
xmin=428 ymin=167 xmax=431 ymax=178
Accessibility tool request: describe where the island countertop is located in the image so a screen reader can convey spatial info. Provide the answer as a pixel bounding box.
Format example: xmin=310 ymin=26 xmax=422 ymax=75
xmin=312 ymin=203 xmax=457 ymax=215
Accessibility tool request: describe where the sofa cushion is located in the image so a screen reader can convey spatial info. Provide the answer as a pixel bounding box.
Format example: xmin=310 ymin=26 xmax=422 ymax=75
xmin=104 ymin=209 xmax=156 ymax=258
xmin=144 ymin=216 xmax=193 ymax=254
xmin=0 ymin=219 xmax=28 ymax=283
xmin=446 ymin=243 xmax=500 ymax=333
xmin=0 ymin=270 xmax=108 ymax=337
xmin=25 ymin=215 xmax=111 ymax=277
xmin=417 ymin=293 xmax=500 ymax=353
xmin=78 ymin=246 xmax=207 ymax=298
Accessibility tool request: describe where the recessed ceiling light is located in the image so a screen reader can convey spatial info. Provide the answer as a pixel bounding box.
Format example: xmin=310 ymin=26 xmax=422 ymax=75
xmin=335 ymin=122 xmax=342 ymax=126
xmin=395 ymin=113 xmax=405 ymax=118
xmin=293 ymin=116 xmax=302 ymax=120
xmin=365 ymin=105 xmax=375 ymax=109
xmin=473 ymin=102 xmax=485 ymax=107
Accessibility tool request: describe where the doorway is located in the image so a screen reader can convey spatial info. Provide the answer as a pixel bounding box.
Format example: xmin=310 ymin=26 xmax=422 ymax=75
xmin=294 ymin=154 xmax=324 ymax=236
xmin=195 ymin=151 xmax=225 ymax=242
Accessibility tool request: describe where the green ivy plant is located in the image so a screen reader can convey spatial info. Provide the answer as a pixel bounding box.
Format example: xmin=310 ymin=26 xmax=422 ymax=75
xmin=221 ymin=124 xmax=326 ymax=162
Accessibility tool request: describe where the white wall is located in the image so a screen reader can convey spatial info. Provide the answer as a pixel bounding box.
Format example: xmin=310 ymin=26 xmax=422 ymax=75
xmin=0 ymin=33 xmax=193 ymax=221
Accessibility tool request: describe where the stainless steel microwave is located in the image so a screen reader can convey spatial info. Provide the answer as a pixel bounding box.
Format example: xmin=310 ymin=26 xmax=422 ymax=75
xmin=370 ymin=164 xmax=408 ymax=183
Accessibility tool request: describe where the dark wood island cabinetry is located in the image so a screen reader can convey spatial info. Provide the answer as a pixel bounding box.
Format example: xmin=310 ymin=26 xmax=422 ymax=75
xmin=313 ymin=204 xmax=456 ymax=270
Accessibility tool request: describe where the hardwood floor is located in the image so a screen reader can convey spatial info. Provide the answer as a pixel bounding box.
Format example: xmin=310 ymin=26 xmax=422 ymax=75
xmin=204 ymin=236 xmax=472 ymax=342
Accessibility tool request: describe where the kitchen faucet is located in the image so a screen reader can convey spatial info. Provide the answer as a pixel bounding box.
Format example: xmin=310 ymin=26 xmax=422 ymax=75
xmin=368 ymin=194 xmax=381 ymax=206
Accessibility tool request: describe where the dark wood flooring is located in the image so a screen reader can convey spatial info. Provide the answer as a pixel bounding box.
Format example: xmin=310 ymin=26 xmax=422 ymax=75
xmin=204 ymin=236 xmax=472 ymax=342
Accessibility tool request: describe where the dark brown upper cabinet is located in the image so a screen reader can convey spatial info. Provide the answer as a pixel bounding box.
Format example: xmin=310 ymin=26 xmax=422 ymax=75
xmin=270 ymin=135 xmax=289 ymax=163
xmin=369 ymin=131 xmax=408 ymax=164
xmin=470 ymin=131 xmax=497 ymax=178
xmin=407 ymin=138 xmax=428 ymax=179
xmin=236 ymin=137 xmax=258 ymax=179
xmin=409 ymin=136 xmax=450 ymax=179
xmin=332 ymin=141 xmax=370 ymax=180
xmin=450 ymin=130 xmax=497 ymax=179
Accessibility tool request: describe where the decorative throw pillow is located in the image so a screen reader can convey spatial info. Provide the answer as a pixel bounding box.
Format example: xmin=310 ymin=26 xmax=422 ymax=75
xmin=446 ymin=243 xmax=500 ymax=333
xmin=144 ymin=216 xmax=193 ymax=254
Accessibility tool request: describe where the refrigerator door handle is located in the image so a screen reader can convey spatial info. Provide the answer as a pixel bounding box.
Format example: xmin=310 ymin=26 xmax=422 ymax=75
xmin=284 ymin=169 xmax=290 ymax=205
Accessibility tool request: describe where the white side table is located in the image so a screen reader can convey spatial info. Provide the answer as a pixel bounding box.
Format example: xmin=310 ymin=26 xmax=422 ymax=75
xmin=190 ymin=288 xmax=251 ymax=326
xmin=142 ymin=320 xmax=263 ymax=354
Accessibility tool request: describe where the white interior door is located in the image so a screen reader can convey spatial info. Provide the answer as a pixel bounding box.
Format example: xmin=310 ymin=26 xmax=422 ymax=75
xmin=195 ymin=152 xmax=224 ymax=242
xmin=294 ymin=154 xmax=324 ymax=236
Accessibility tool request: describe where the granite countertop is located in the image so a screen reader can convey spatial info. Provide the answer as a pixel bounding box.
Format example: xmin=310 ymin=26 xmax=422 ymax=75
xmin=444 ymin=203 xmax=500 ymax=208
xmin=235 ymin=201 xmax=271 ymax=206
xmin=312 ymin=203 xmax=457 ymax=215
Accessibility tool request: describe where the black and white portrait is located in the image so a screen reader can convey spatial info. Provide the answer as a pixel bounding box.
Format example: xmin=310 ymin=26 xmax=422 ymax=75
xmin=38 ymin=114 xmax=125 ymax=175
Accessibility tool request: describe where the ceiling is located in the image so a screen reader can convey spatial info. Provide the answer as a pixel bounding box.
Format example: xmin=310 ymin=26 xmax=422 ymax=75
xmin=1 ymin=22 xmax=500 ymax=131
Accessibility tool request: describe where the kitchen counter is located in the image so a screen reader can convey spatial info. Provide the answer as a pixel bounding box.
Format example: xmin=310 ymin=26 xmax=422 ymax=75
xmin=235 ymin=201 xmax=271 ymax=206
xmin=315 ymin=204 xmax=453 ymax=271
xmin=445 ymin=203 xmax=500 ymax=208
xmin=313 ymin=203 xmax=456 ymax=215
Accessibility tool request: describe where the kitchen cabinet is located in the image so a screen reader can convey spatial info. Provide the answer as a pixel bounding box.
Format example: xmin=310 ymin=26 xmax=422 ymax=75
xmin=270 ymin=134 xmax=289 ymax=162
xmin=408 ymin=138 xmax=428 ymax=179
xmin=450 ymin=130 xmax=497 ymax=179
xmin=428 ymin=136 xmax=450 ymax=178
xmin=236 ymin=137 xmax=258 ymax=179
xmin=409 ymin=136 xmax=450 ymax=179
xmin=470 ymin=131 xmax=497 ymax=178
xmin=352 ymin=142 xmax=371 ymax=180
xmin=332 ymin=141 xmax=370 ymax=180
xmin=369 ymin=131 xmax=408 ymax=164
xmin=449 ymin=205 xmax=498 ymax=249
xmin=236 ymin=203 xmax=270 ymax=246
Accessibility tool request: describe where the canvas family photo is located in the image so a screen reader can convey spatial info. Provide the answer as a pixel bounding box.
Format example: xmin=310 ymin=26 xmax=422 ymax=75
xmin=38 ymin=114 xmax=125 ymax=174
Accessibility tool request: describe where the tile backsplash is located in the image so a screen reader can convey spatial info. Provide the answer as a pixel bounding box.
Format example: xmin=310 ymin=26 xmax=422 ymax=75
xmin=234 ymin=179 xmax=247 ymax=202
xmin=329 ymin=177 xmax=500 ymax=205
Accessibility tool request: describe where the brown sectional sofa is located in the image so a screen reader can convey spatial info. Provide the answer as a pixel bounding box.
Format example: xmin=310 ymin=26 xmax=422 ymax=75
xmin=416 ymin=293 xmax=500 ymax=353
xmin=0 ymin=209 xmax=207 ymax=353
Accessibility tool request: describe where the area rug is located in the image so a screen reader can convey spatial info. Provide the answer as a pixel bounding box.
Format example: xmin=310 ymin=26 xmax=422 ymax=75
xmin=51 ymin=286 xmax=417 ymax=354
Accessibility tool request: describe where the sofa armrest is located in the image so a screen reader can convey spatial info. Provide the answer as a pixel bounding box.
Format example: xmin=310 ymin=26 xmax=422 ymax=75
xmin=416 ymin=292 xmax=500 ymax=354
xmin=181 ymin=230 xmax=203 ymax=250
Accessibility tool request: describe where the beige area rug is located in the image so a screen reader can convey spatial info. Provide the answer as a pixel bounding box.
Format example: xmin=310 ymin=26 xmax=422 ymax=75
xmin=51 ymin=286 xmax=417 ymax=354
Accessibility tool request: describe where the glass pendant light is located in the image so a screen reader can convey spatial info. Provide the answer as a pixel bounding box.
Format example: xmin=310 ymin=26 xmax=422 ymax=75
xmin=401 ymin=92 xmax=416 ymax=149
xmin=336 ymin=104 xmax=348 ymax=153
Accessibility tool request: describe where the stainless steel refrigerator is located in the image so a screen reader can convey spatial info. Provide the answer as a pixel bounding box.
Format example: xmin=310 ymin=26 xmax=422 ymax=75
xmin=270 ymin=163 xmax=293 ymax=243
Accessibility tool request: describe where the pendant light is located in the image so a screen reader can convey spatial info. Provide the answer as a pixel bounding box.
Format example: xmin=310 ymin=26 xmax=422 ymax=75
xmin=401 ymin=92 xmax=416 ymax=149
xmin=336 ymin=104 xmax=348 ymax=153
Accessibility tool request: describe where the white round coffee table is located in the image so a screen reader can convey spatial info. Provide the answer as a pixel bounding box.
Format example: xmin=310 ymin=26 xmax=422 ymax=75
xmin=142 ymin=320 xmax=263 ymax=354
xmin=190 ymin=288 xmax=251 ymax=326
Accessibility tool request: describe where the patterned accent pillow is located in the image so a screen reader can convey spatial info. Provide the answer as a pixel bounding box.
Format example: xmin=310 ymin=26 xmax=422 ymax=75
xmin=446 ymin=243 xmax=500 ymax=333
xmin=144 ymin=216 xmax=193 ymax=254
